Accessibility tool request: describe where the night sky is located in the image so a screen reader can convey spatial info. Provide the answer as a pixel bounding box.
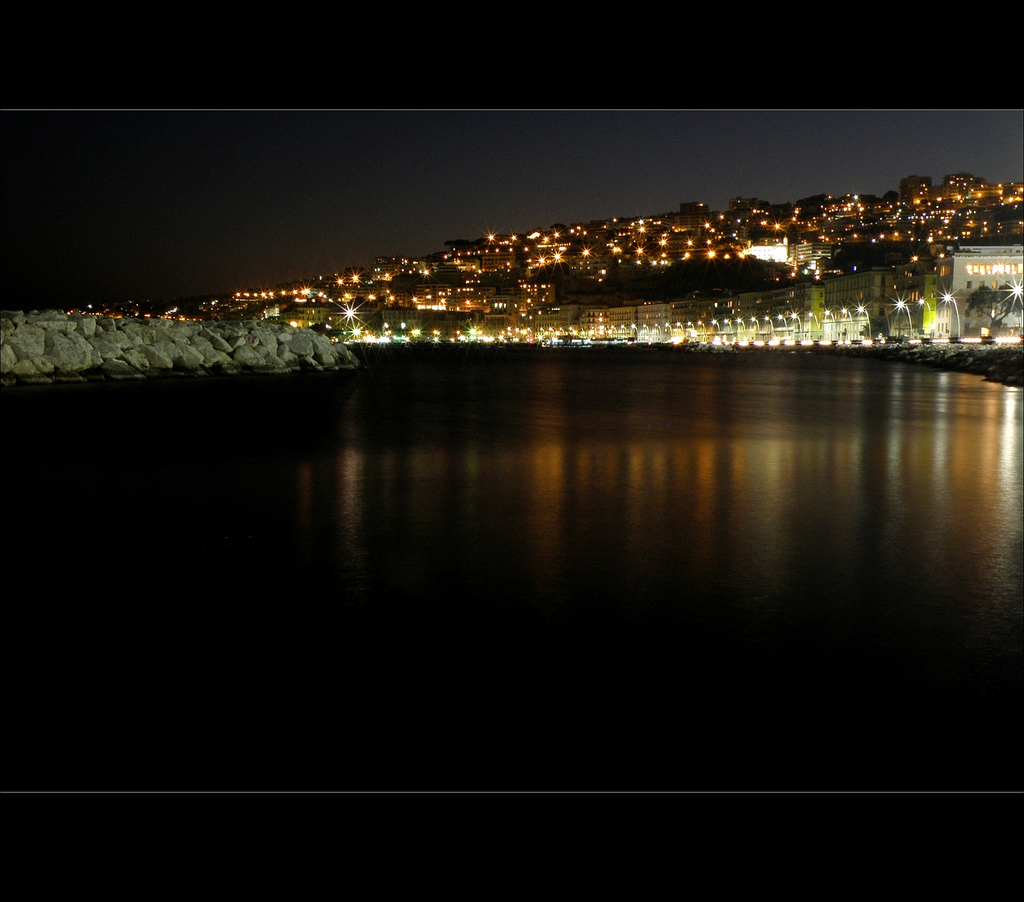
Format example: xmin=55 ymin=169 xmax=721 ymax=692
xmin=2 ymin=109 xmax=1022 ymax=309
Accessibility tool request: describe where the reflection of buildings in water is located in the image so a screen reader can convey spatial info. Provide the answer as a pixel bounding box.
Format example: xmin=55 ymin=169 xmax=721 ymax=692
xmin=328 ymin=358 xmax=1021 ymax=631
xmin=331 ymin=443 xmax=371 ymax=604
xmin=991 ymin=389 xmax=1024 ymax=597
xmin=678 ymin=439 xmax=720 ymax=580
xmin=287 ymin=443 xmax=373 ymax=603
xmin=526 ymin=442 xmax=567 ymax=590
xmin=955 ymin=383 xmax=1024 ymax=598
xmin=880 ymin=372 xmax=1022 ymax=594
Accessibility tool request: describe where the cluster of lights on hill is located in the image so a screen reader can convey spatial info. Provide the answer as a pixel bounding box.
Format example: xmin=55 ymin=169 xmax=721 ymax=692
xmin=81 ymin=174 xmax=1022 ymax=323
xmin=266 ymin=180 xmax=1021 ymax=304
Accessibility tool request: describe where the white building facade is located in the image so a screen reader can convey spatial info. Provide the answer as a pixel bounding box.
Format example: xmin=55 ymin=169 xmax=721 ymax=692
xmin=935 ymin=246 xmax=1023 ymax=338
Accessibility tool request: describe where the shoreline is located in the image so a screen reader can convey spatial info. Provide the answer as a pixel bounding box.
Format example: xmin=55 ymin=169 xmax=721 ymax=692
xmin=3 ymin=308 xmax=1021 ymax=388
xmin=778 ymin=339 xmax=1023 ymax=386
xmin=346 ymin=336 xmax=1024 ymax=387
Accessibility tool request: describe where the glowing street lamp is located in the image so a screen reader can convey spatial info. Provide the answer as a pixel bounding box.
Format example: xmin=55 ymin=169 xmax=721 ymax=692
xmin=940 ymin=291 xmax=961 ymax=340
xmin=1008 ymin=279 xmax=1024 ymax=308
xmin=823 ymin=308 xmax=837 ymax=341
xmin=805 ymin=312 xmax=819 ymax=342
xmin=916 ymin=298 xmax=934 ymax=339
xmin=839 ymin=307 xmax=855 ymax=341
xmin=342 ymin=301 xmax=361 ymax=325
xmin=856 ymin=305 xmax=872 ymax=340
xmin=891 ymin=297 xmax=913 ymax=338
xmin=1006 ymin=279 xmax=1024 ymax=336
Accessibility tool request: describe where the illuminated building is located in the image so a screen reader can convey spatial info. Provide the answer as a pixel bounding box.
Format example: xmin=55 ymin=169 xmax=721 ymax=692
xmin=789 ymin=241 xmax=833 ymax=274
xmin=747 ymin=239 xmax=789 ymax=264
xmin=603 ymin=305 xmax=639 ymax=339
xmin=635 ymin=302 xmax=675 ymax=342
xmin=936 ymin=245 xmax=1024 ymax=338
xmin=287 ymin=303 xmax=336 ymax=329
xmin=673 ymin=202 xmax=709 ymax=233
xmin=937 ymin=173 xmax=987 ymax=207
xmin=534 ymin=304 xmax=584 ymax=339
xmin=900 ymin=175 xmax=932 ymax=206
xmin=479 ymin=248 xmax=516 ymax=272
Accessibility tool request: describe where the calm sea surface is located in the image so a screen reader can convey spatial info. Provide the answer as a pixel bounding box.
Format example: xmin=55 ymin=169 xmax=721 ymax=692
xmin=4 ymin=345 xmax=1021 ymax=791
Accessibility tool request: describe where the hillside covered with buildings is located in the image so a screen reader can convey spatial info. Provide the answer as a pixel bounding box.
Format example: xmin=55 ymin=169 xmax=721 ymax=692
xmin=81 ymin=172 xmax=1024 ymax=343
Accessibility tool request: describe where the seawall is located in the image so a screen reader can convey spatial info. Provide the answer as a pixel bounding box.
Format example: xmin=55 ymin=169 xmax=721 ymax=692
xmin=797 ymin=339 xmax=1023 ymax=387
xmin=0 ymin=310 xmax=361 ymax=386
xmin=651 ymin=337 xmax=1022 ymax=386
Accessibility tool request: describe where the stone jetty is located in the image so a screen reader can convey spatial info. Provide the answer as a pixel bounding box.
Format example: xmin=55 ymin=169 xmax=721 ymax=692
xmin=0 ymin=310 xmax=361 ymax=386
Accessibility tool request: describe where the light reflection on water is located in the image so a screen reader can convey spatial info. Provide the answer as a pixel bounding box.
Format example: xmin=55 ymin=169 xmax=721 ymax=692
xmin=3 ymin=349 xmax=1020 ymax=790
xmin=331 ymin=351 xmax=1021 ymax=621
xmin=311 ymin=348 xmax=1022 ymax=789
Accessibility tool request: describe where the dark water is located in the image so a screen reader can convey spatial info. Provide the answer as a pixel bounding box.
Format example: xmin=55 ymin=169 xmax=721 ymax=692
xmin=4 ymin=345 xmax=1021 ymax=791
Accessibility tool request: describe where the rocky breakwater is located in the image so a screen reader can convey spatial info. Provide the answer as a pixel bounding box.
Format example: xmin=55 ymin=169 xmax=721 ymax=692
xmin=0 ymin=310 xmax=361 ymax=386
xmin=819 ymin=340 xmax=1023 ymax=387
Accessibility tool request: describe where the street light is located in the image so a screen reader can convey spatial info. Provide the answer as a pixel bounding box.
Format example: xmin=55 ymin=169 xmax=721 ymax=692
xmin=839 ymin=307 xmax=855 ymax=342
xmin=1005 ymin=278 xmax=1023 ymax=336
xmin=891 ymin=297 xmax=913 ymax=338
xmin=823 ymin=308 xmax=837 ymax=342
xmin=940 ymin=291 xmax=961 ymax=340
xmin=805 ymin=312 xmax=819 ymax=342
xmin=318 ymin=296 xmax=364 ymax=341
xmin=917 ymin=298 xmax=934 ymax=339
xmin=776 ymin=314 xmax=787 ymax=340
xmin=856 ymin=305 xmax=872 ymax=340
